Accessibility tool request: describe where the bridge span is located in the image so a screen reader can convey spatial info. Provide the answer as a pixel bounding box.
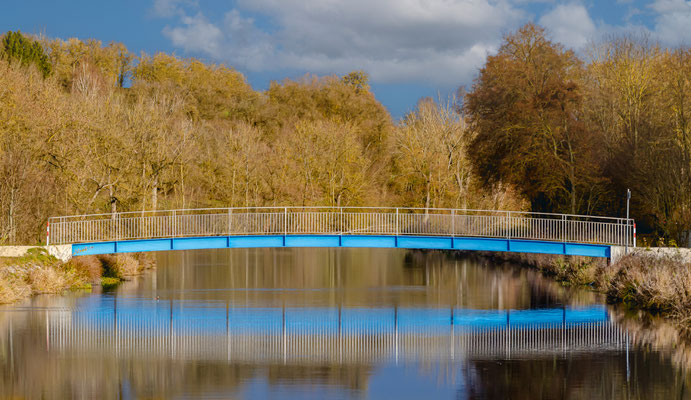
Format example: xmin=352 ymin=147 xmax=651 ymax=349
xmin=47 ymin=207 xmax=634 ymax=259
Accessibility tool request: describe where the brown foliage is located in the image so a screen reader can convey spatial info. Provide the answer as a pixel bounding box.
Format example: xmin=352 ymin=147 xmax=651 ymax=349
xmin=97 ymin=253 xmax=143 ymax=278
xmin=67 ymin=255 xmax=104 ymax=281
xmin=465 ymin=24 xmax=607 ymax=214
xmin=606 ymin=252 xmax=691 ymax=321
xmin=6 ymin=28 xmax=688 ymax=246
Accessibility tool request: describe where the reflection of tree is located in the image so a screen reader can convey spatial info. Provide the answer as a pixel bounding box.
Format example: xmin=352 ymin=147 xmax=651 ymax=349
xmin=464 ymin=354 xmax=691 ymax=400
xmin=0 ymin=309 xmax=375 ymax=398
xmin=152 ymin=248 xmax=591 ymax=310
xmin=266 ymin=365 xmax=373 ymax=392
xmin=0 ymin=354 xmax=373 ymax=398
xmin=3 ymin=248 xmax=690 ymax=398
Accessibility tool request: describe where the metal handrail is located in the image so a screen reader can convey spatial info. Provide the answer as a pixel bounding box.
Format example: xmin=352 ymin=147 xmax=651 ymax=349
xmin=47 ymin=207 xmax=635 ymax=247
xmin=49 ymin=206 xmax=629 ymax=221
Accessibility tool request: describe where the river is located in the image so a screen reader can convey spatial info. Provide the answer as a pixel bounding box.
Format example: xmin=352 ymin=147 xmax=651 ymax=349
xmin=0 ymin=248 xmax=689 ymax=399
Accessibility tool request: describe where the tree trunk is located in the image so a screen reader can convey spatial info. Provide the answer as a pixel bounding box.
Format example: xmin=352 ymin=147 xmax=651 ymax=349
xmin=109 ymin=185 xmax=117 ymax=215
xmin=151 ymin=176 xmax=158 ymax=211
xmin=8 ymin=187 xmax=16 ymax=244
xmin=567 ymin=140 xmax=576 ymax=214
xmin=425 ymin=180 xmax=431 ymax=213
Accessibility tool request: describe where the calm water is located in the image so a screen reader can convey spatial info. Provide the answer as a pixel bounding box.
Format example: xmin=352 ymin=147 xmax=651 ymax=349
xmin=0 ymin=248 xmax=690 ymax=399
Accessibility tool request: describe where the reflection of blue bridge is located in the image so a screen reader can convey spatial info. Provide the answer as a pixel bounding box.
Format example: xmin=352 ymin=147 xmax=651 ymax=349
xmin=48 ymin=207 xmax=635 ymax=259
xmin=47 ymin=301 xmax=629 ymax=363
xmin=69 ymin=299 xmax=611 ymax=333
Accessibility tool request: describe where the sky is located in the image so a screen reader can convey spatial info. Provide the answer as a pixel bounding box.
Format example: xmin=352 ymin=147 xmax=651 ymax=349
xmin=2 ymin=0 xmax=690 ymax=119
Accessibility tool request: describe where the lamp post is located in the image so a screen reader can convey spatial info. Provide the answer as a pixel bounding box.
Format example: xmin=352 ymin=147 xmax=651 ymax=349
xmin=626 ymin=189 xmax=631 ymax=254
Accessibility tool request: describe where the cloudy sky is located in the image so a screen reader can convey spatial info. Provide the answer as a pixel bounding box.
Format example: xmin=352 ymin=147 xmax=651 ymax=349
xmin=3 ymin=0 xmax=690 ymax=118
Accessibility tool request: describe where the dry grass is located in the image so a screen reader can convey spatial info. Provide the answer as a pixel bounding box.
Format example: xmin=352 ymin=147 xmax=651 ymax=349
xmin=0 ymin=251 xmax=154 ymax=304
xmin=606 ymin=252 xmax=691 ymax=323
xmin=133 ymin=252 xmax=157 ymax=270
xmin=28 ymin=266 xmax=67 ymax=293
xmin=486 ymin=252 xmax=605 ymax=286
xmin=0 ymin=273 xmax=31 ymax=304
xmin=67 ymin=255 xmax=103 ymax=281
xmin=98 ymin=254 xmax=142 ymax=278
xmin=491 ymin=250 xmax=691 ymax=330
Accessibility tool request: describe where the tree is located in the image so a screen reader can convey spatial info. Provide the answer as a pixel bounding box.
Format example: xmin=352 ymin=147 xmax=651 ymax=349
xmin=465 ymin=23 xmax=606 ymax=214
xmin=342 ymin=70 xmax=369 ymax=93
xmin=264 ymin=74 xmax=393 ymax=156
xmin=45 ymin=38 xmax=133 ymax=91
xmin=132 ymin=53 xmax=259 ymax=121
xmin=585 ymin=37 xmax=691 ymax=242
xmin=278 ymin=119 xmax=372 ymax=206
xmin=391 ymin=97 xmax=472 ymax=209
xmin=2 ymin=31 xmax=51 ymax=77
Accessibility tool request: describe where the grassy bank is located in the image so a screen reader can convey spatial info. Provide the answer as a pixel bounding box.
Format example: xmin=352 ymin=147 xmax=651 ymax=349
xmin=0 ymin=248 xmax=155 ymax=304
xmin=485 ymin=250 xmax=691 ymax=334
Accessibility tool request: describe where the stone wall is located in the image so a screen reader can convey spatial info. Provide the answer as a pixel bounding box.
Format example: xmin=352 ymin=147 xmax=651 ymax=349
xmin=611 ymin=245 xmax=691 ymax=264
xmin=0 ymin=245 xmax=72 ymax=262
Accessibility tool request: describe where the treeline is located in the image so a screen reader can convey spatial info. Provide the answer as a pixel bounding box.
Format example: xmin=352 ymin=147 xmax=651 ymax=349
xmin=465 ymin=24 xmax=690 ymax=246
xmin=0 ymin=31 xmax=516 ymax=244
xmin=0 ymin=25 xmax=688 ymax=246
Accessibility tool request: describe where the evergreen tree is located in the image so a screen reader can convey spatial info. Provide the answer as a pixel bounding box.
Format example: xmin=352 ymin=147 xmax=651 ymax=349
xmin=2 ymin=31 xmax=52 ymax=77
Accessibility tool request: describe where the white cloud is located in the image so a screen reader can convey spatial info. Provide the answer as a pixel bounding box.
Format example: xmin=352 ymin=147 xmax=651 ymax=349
xmin=539 ymin=3 xmax=596 ymax=50
xmin=650 ymin=0 xmax=691 ymax=45
xmin=155 ymin=0 xmax=527 ymax=85
xmin=163 ymin=13 xmax=223 ymax=57
xmin=155 ymin=0 xmax=691 ymax=86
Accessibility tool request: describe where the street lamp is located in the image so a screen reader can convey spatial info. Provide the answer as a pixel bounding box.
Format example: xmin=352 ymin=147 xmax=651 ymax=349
xmin=626 ymin=189 xmax=631 ymax=254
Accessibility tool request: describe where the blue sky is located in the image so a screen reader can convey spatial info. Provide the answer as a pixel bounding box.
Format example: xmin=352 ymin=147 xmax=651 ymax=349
xmin=2 ymin=0 xmax=690 ymax=119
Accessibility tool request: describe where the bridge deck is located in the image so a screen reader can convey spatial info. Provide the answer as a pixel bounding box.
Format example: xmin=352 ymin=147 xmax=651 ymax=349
xmin=72 ymin=234 xmax=612 ymax=258
xmin=49 ymin=207 xmax=634 ymax=258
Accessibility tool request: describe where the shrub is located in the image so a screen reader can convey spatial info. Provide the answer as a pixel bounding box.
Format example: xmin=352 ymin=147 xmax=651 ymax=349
xmin=0 ymin=270 xmax=31 ymax=303
xmin=606 ymin=252 xmax=691 ymax=320
xmin=28 ymin=266 xmax=67 ymax=293
xmin=98 ymin=254 xmax=141 ymax=279
xmin=67 ymin=255 xmax=103 ymax=282
xmin=100 ymin=277 xmax=120 ymax=288
xmin=2 ymin=30 xmax=52 ymax=77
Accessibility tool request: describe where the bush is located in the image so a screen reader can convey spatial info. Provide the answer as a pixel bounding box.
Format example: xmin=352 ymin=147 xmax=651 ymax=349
xmin=0 ymin=270 xmax=31 ymax=304
xmin=98 ymin=254 xmax=141 ymax=279
xmin=100 ymin=277 xmax=120 ymax=288
xmin=28 ymin=266 xmax=66 ymax=293
xmin=2 ymin=30 xmax=52 ymax=77
xmin=67 ymin=255 xmax=103 ymax=282
xmin=606 ymin=253 xmax=691 ymax=320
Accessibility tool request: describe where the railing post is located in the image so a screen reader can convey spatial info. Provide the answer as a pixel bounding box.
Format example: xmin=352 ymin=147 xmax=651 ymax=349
xmin=171 ymin=210 xmax=175 ymax=238
xmin=339 ymin=207 xmax=343 ymax=234
xmin=284 ymin=207 xmax=288 ymax=235
xmin=451 ymin=210 xmax=455 ymax=237
xmin=46 ymin=221 xmax=50 ymax=246
xmin=396 ymin=208 xmax=399 ymax=236
xmin=505 ymin=211 xmax=510 ymax=239
xmin=561 ymin=215 xmax=566 ymax=244
xmin=228 ymin=207 xmax=233 ymax=236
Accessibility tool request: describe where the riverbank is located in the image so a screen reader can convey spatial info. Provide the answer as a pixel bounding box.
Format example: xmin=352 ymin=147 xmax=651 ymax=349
xmin=485 ymin=248 xmax=691 ymax=335
xmin=0 ymin=248 xmax=155 ymax=304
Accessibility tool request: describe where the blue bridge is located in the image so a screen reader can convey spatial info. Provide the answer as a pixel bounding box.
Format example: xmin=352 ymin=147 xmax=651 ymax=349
xmin=47 ymin=207 xmax=635 ymax=259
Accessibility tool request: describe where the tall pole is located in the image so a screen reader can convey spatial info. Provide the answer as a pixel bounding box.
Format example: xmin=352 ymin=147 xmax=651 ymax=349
xmin=626 ymin=189 xmax=631 ymax=254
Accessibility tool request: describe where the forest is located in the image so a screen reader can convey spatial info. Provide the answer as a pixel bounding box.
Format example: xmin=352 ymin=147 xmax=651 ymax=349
xmin=0 ymin=24 xmax=689 ymax=246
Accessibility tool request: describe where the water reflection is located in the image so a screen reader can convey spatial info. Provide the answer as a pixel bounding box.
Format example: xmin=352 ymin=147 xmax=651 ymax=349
xmin=44 ymin=302 xmax=624 ymax=364
xmin=0 ymin=248 xmax=689 ymax=399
